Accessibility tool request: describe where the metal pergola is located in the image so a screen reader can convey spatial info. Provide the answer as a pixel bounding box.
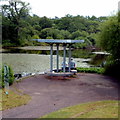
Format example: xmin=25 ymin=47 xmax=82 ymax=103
xmin=33 ymin=39 xmax=84 ymax=73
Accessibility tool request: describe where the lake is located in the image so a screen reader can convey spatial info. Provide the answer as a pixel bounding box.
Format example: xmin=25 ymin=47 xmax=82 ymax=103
xmin=1 ymin=46 xmax=107 ymax=74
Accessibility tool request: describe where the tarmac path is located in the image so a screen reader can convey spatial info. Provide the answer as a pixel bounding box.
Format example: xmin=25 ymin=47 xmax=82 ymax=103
xmin=2 ymin=73 xmax=119 ymax=119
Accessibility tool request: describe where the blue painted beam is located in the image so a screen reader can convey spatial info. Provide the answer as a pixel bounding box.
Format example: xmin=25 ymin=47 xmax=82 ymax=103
xmin=33 ymin=39 xmax=84 ymax=44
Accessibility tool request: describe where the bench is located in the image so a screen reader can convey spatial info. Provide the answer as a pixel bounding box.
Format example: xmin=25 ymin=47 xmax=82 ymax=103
xmin=71 ymin=70 xmax=77 ymax=75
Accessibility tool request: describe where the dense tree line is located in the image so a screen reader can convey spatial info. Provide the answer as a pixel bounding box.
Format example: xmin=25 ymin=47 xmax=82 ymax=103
xmin=97 ymin=12 xmax=120 ymax=78
xmin=1 ymin=0 xmax=107 ymax=47
xmin=1 ymin=0 xmax=120 ymax=78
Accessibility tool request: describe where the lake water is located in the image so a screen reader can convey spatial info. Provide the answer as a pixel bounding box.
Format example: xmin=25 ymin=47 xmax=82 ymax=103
xmin=1 ymin=46 xmax=107 ymax=74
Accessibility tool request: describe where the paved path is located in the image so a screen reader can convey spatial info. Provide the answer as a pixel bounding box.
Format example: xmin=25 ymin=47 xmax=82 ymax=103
xmin=2 ymin=73 xmax=119 ymax=118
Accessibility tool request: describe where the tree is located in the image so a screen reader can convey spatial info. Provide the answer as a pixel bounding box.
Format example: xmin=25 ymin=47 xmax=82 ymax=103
xmin=0 ymin=10 xmax=2 ymax=44
xmin=2 ymin=0 xmax=30 ymax=46
xmin=97 ymin=13 xmax=120 ymax=60
xmin=2 ymin=1 xmax=102 ymax=47
xmin=97 ymin=13 xmax=120 ymax=78
xmin=71 ymin=30 xmax=88 ymax=40
xmin=59 ymin=30 xmax=71 ymax=39
xmin=39 ymin=28 xmax=60 ymax=39
xmin=55 ymin=15 xmax=72 ymax=31
xmin=39 ymin=16 xmax=53 ymax=29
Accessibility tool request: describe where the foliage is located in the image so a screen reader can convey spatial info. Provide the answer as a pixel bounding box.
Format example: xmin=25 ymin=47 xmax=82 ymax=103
xmin=2 ymin=0 xmax=108 ymax=47
xmin=70 ymin=49 xmax=95 ymax=58
xmin=76 ymin=67 xmax=105 ymax=74
xmin=0 ymin=65 xmax=15 ymax=88
xmin=39 ymin=28 xmax=60 ymax=39
xmin=32 ymin=35 xmax=40 ymax=39
xmin=2 ymin=0 xmax=32 ymax=46
xmin=90 ymin=54 xmax=108 ymax=66
xmin=97 ymin=13 xmax=120 ymax=60
xmin=39 ymin=16 xmax=53 ymax=29
xmin=40 ymin=100 xmax=118 ymax=118
xmin=104 ymin=59 xmax=120 ymax=79
xmin=97 ymin=12 xmax=120 ymax=78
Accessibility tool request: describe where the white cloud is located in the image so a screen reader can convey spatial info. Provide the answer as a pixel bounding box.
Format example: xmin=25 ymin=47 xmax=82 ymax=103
xmin=14 ymin=0 xmax=120 ymax=17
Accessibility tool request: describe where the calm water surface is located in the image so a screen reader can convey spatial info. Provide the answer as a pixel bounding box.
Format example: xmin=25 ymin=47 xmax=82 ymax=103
xmin=1 ymin=46 xmax=106 ymax=74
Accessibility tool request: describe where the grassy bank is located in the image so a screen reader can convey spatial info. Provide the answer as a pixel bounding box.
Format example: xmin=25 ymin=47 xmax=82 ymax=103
xmin=40 ymin=100 xmax=118 ymax=118
xmin=0 ymin=89 xmax=31 ymax=111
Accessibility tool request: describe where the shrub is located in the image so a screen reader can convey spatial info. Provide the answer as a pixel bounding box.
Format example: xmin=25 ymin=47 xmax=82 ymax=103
xmin=76 ymin=67 xmax=105 ymax=74
xmin=32 ymin=35 xmax=40 ymax=39
xmin=104 ymin=59 xmax=120 ymax=79
xmin=0 ymin=65 xmax=15 ymax=88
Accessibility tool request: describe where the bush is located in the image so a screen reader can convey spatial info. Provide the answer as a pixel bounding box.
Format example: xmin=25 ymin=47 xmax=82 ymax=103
xmin=2 ymin=41 xmax=17 ymax=47
xmin=76 ymin=67 xmax=104 ymax=74
xmin=104 ymin=59 xmax=120 ymax=79
xmin=32 ymin=35 xmax=40 ymax=39
xmin=0 ymin=65 xmax=15 ymax=88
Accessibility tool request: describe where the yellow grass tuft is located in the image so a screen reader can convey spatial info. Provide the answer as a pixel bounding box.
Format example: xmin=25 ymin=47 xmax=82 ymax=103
xmin=0 ymin=89 xmax=31 ymax=111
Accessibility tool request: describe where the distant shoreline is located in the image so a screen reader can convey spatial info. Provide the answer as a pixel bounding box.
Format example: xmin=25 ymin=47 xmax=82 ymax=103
xmin=1 ymin=46 xmax=69 ymax=51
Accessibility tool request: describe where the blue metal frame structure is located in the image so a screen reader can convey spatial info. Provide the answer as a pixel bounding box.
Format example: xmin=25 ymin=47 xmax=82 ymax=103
xmin=33 ymin=39 xmax=84 ymax=73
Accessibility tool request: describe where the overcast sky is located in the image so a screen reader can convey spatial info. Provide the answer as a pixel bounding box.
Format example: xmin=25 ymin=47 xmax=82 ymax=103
xmin=1 ymin=0 xmax=120 ymax=18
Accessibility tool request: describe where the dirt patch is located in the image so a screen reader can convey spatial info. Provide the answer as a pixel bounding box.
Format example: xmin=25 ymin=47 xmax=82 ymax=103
xmin=45 ymin=74 xmax=77 ymax=81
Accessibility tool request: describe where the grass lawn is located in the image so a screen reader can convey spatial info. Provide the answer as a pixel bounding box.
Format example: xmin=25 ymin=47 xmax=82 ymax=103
xmin=40 ymin=100 xmax=118 ymax=118
xmin=0 ymin=89 xmax=31 ymax=111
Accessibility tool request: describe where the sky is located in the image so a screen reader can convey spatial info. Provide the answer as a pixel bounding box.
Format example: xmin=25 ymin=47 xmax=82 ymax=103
xmin=1 ymin=0 xmax=120 ymax=18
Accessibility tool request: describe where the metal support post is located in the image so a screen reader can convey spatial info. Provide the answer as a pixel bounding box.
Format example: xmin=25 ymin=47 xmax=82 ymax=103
xmin=69 ymin=44 xmax=71 ymax=72
xmin=63 ymin=44 xmax=66 ymax=73
xmin=56 ymin=44 xmax=59 ymax=72
xmin=50 ymin=44 xmax=53 ymax=72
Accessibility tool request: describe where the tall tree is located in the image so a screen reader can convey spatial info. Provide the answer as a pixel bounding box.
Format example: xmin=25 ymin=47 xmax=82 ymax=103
xmin=2 ymin=0 xmax=30 ymax=46
xmin=97 ymin=12 xmax=120 ymax=77
xmin=39 ymin=16 xmax=53 ymax=29
xmin=97 ymin=13 xmax=120 ymax=60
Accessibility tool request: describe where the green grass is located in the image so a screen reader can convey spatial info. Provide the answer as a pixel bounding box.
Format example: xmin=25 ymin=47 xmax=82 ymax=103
xmin=0 ymin=89 xmax=31 ymax=111
xmin=40 ymin=100 xmax=118 ymax=118
xmin=76 ymin=67 xmax=105 ymax=74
